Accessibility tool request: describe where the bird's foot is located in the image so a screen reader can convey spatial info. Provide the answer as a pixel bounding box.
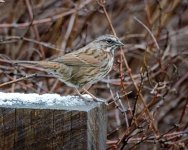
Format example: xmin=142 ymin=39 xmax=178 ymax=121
xmin=79 ymin=94 xmax=106 ymax=103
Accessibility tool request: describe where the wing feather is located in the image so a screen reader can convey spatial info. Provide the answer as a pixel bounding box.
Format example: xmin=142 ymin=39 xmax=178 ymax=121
xmin=53 ymin=49 xmax=100 ymax=67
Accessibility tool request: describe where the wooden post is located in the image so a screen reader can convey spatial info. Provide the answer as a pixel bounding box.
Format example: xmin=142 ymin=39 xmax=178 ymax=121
xmin=0 ymin=92 xmax=107 ymax=150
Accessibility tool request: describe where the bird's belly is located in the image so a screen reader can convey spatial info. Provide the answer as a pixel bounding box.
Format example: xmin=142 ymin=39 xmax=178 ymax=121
xmin=53 ymin=57 xmax=113 ymax=88
xmin=86 ymin=58 xmax=114 ymax=86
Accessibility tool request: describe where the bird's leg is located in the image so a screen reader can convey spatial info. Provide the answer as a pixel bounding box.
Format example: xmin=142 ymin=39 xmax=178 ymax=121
xmin=75 ymin=88 xmax=105 ymax=102
xmin=82 ymin=88 xmax=105 ymax=102
xmin=74 ymin=88 xmax=92 ymax=102
xmin=82 ymin=84 xmax=92 ymax=91
xmin=75 ymin=88 xmax=82 ymax=95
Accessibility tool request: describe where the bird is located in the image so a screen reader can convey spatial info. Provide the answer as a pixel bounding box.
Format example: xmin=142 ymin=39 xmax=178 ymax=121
xmin=14 ymin=34 xmax=124 ymax=101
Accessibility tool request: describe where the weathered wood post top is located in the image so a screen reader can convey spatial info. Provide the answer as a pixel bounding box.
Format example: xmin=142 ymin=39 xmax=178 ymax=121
xmin=0 ymin=92 xmax=107 ymax=150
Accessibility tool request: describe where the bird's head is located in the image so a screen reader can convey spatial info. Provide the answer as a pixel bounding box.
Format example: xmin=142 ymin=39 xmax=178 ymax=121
xmin=92 ymin=34 xmax=124 ymax=53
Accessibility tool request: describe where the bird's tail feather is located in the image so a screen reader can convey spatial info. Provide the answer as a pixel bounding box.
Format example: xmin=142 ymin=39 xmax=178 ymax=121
xmin=13 ymin=60 xmax=40 ymax=65
xmin=13 ymin=60 xmax=60 ymax=70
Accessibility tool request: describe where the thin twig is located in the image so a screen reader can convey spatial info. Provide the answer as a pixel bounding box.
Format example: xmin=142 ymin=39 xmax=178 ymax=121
xmin=0 ymin=74 xmax=37 ymax=88
xmin=133 ymin=16 xmax=160 ymax=50
xmin=0 ymin=36 xmax=63 ymax=51
xmin=0 ymin=0 xmax=92 ymax=28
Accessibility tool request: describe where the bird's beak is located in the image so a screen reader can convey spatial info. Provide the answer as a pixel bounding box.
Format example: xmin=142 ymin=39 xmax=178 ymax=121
xmin=117 ymin=41 xmax=124 ymax=46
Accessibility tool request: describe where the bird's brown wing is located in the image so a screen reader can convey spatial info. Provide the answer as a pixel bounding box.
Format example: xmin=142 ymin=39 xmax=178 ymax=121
xmin=53 ymin=50 xmax=100 ymax=67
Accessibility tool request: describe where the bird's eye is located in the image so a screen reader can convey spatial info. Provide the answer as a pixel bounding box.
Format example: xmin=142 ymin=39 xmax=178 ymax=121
xmin=106 ymin=39 xmax=114 ymax=44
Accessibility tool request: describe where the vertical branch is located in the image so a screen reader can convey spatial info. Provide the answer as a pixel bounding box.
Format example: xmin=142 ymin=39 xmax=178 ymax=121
xmin=97 ymin=0 xmax=116 ymax=36
xmin=25 ymin=0 xmax=45 ymax=58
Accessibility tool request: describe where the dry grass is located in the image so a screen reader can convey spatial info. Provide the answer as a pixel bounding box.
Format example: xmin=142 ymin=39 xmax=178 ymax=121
xmin=0 ymin=0 xmax=188 ymax=149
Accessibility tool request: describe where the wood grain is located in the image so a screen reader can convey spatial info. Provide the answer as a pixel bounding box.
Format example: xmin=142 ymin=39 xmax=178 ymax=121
xmin=0 ymin=94 xmax=107 ymax=150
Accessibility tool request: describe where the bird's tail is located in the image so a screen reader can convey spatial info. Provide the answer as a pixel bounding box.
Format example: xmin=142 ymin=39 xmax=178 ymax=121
xmin=13 ymin=60 xmax=40 ymax=65
xmin=13 ymin=60 xmax=61 ymax=70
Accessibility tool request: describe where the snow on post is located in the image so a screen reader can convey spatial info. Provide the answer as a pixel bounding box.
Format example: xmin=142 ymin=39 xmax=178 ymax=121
xmin=0 ymin=92 xmax=107 ymax=150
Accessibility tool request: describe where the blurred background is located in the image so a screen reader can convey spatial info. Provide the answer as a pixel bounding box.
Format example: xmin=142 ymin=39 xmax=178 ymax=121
xmin=0 ymin=0 xmax=188 ymax=149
